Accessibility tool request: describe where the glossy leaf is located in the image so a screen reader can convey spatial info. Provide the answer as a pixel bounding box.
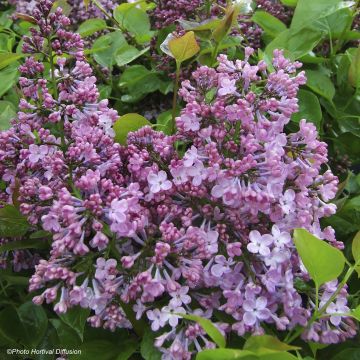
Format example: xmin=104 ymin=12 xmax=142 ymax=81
xmin=0 ymin=101 xmax=16 ymax=131
xmin=252 ymin=11 xmax=287 ymax=38
xmin=305 ymin=70 xmax=335 ymax=101
xmin=332 ymin=348 xmax=360 ymax=360
xmin=114 ymin=4 xmax=152 ymax=43
xmin=349 ymin=46 xmax=360 ymax=88
xmin=17 ymin=302 xmax=48 ymax=347
xmin=58 ymin=306 xmax=90 ymax=341
xmin=140 ymin=331 xmax=162 ymax=360
xmin=156 ymin=110 xmax=174 ymax=135
xmin=0 ymin=65 xmax=19 ymax=97
xmin=352 ymin=231 xmax=360 ymax=276
xmin=243 ymin=335 xmax=300 ymax=354
xmin=293 ymin=228 xmax=345 ymax=286
xmin=180 ymin=314 xmax=226 ymax=348
xmin=77 ymin=19 xmax=107 ymax=37
xmin=291 ymin=89 xmax=322 ymax=130
xmin=115 ymin=45 xmax=150 ymax=67
xmin=196 ymin=349 xmax=257 ymax=360
xmin=168 ymin=31 xmax=200 ymax=64
xmin=279 ymin=0 xmax=297 ymax=6
xmin=0 ymin=205 xmax=29 ymax=238
xmin=0 ymin=53 xmax=25 ymax=70
xmin=92 ymin=31 xmax=127 ymax=68
xmin=351 ymin=305 xmax=360 ymax=321
xmin=212 ymin=5 xmax=239 ymax=43
xmin=113 ymin=113 xmax=150 ymax=145
xmin=52 ymin=0 xmax=72 ymax=16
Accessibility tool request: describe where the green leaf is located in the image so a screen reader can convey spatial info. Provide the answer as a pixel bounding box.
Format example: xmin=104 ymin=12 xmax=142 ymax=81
xmin=0 ymin=53 xmax=25 ymax=70
xmin=291 ymin=89 xmax=322 ymax=130
xmin=305 ymin=70 xmax=335 ymax=101
xmin=49 ymin=319 xmax=81 ymax=348
xmin=0 ymin=238 xmax=48 ymax=253
xmin=0 ymin=205 xmax=29 ymax=238
xmin=92 ymin=31 xmax=127 ymax=68
xmin=0 ymin=65 xmax=19 ymax=97
xmin=115 ymin=45 xmax=150 ymax=67
xmin=243 ymin=335 xmax=300 ymax=354
xmin=70 ymin=339 xmax=135 ymax=360
xmin=196 ymin=349 xmax=257 ymax=360
xmin=0 ymin=306 xmax=26 ymax=345
xmin=17 ymin=302 xmax=48 ymax=347
xmin=113 ymin=113 xmax=150 ymax=145
xmin=114 ymin=5 xmax=152 ymax=43
xmin=290 ymin=0 xmax=348 ymax=30
xmin=279 ymin=0 xmax=297 ymax=6
xmin=119 ymin=65 xmax=162 ymax=102
xmin=115 ymin=338 xmax=138 ymax=360
xmin=349 ymin=46 xmax=360 ymax=88
xmin=266 ymin=26 xmax=323 ymax=60
xmin=212 ymin=5 xmax=240 ymax=43
xmin=0 ymin=101 xmax=16 ymax=131
xmin=77 ymin=19 xmax=107 ymax=37
xmin=251 ymin=11 xmax=287 ymax=38
xmin=168 ymin=31 xmax=200 ymax=64
xmin=58 ymin=306 xmax=90 ymax=341
xmin=180 ymin=314 xmax=226 ymax=348
xmin=352 ymin=231 xmax=360 ymax=262
xmin=331 ymin=348 xmax=360 ymax=360
xmin=140 ymin=331 xmax=162 ymax=360
xmin=352 ymin=231 xmax=360 ymax=276
xmin=259 ymin=354 xmax=298 ymax=360
xmin=293 ymin=228 xmax=345 ymax=286
xmin=156 ymin=110 xmax=174 ymax=135
xmin=351 ymin=305 xmax=360 ymax=321
xmin=52 ymin=0 xmax=72 ymax=16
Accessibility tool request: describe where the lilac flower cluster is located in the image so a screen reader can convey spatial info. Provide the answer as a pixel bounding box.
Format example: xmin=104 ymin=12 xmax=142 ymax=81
xmin=0 ymin=1 xmax=357 ymax=358
xmin=8 ymin=0 xmax=118 ymax=23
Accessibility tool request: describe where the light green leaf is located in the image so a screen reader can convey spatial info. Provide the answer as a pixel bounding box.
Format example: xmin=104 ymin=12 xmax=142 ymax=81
xmin=293 ymin=228 xmax=345 ymax=286
xmin=349 ymin=46 xmax=360 ymax=88
xmin=351 ymin=305 xmax=360 ymax=321
xmin=168 ymin=31 xmax=200 ymax=64
xmin=352 ymin=231 xmax=360 ymax=276
xmin=0 ymin=101 xmax=16 ymax=130
xmin=279 ymin=0 xmax=297 ymax=6
xmin=0 ymin=53 xmax=25 ymax=70
xmin=115 ymin=45 xmax=149 ymax=67
xmin=156 ymin=110 xmax=174 ymax=135
xmin=212 ymin=5 xmax=240 ymax=43
xmin=266 ymin=26 xmax=323 ymax=60
xmin=243 ymin=335 xmax=300 ymax=354
xmin=291 ymin=89 xmax=322 ymax=130
xmin=52 ymin=0 xmax=72 ymax=16
xmin=119 ymin=65 xmax=162 ymax=102
xmin=0 ymin=64 xmax=19 ymax=97
xmin=305 ymin=70 xmax=335 ymax=101
xmin=0 ymin=205 xmax=29 ymax=238
xmin=114 ymin=5 xmax=152 ymax=43
xmin=180 ymin=314 xmax=226 ymax=348
xmin=77 ymin=19 xmax=107 ymax=37
xmin=290 ymin=0 xmax=349 ymax=30
xmin=113 ymin=113 xmax=150 ymax=145
xmin=251 ymin=11 xmax=287 ymax=38
xmin=92 ymin=31 xmax=127 ymax=68
xmin=196 ymin=349 xmax=257 ymax=360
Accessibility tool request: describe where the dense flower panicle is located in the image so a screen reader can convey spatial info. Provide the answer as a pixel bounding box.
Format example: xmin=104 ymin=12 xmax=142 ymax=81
xmin=0 ymin=1 xmax=357 ymax=358
xmin=8 ymin=0 xmax=118 ymax=23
